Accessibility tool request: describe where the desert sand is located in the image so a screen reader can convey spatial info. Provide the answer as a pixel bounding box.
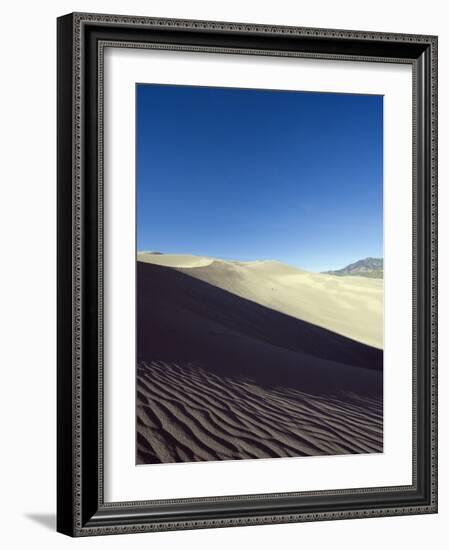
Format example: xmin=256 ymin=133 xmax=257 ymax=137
xmin=137 ymin=253 xmax=383 ymax=349
xmin=137 ymin=361 xmax=382 ymax=463
xmin=136 ymin=255 xmax=383 ymax=464
xmin=138 ymin=252 xmax=213 ymax=269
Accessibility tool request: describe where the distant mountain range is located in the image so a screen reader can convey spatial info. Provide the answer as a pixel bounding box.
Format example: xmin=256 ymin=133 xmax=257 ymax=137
xmin=324 ymin=258 xmax=383 ymax=279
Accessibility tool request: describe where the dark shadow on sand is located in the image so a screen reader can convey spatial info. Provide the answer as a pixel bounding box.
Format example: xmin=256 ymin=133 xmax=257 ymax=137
xmin=137 ymin=261 xmax=383 ymax=397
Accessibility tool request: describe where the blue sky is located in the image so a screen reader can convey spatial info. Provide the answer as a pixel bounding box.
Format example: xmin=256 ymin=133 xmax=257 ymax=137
xmin=136 ymin=84 xmax=383 ymax=272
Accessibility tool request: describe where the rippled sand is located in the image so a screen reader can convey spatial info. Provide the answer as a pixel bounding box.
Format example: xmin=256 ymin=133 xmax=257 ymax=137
xmin=137 ymin=361 xmax=382 ymax=464
xmin=136 ymin=257 xmax=383 ymax=464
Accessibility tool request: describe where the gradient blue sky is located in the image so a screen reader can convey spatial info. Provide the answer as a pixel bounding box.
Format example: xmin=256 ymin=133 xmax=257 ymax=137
xmin=136 ymin=84 xmax=383 ymax=272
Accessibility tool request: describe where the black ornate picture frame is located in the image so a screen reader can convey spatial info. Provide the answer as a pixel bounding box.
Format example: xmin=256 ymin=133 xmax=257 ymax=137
xmin=57 ymin=12 xmax=438 ymax=537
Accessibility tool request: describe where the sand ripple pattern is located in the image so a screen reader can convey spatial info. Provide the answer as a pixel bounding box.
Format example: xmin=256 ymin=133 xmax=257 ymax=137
xmin=137 ymin=361 xmax=383 ymax=464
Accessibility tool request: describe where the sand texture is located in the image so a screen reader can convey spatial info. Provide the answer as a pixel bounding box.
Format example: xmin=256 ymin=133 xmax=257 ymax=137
xmin=137 ymin=361 xmax=383 ymax=463
xmin=136 ymin=258 xmax=383 ymax=464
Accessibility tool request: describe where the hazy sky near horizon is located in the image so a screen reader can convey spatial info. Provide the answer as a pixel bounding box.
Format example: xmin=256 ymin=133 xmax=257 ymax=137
xmin=136 ymin=84 xmax=383 ymax=272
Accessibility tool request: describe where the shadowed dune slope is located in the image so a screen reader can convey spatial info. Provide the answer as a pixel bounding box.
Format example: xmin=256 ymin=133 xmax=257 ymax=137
xmin=137 ymin=262 xmax=382 ymax=382
xmin=138 ymin=252 xmax=383 ymax=349
xmin=137 ymin=261 xmax=383 ymax=464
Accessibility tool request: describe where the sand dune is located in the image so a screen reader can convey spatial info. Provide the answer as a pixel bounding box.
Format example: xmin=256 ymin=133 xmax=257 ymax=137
xmin=137 ymin=252 xmax=213 ymax=268
xmin=137 ymin=261 xmax=383 ymax=379
xmin=136 ymin=260 xmax=383 ymax=464
xmin=137 ymin=361 xmax=383 ymax=464
xmin=138 ymin=253 xmax=383 ymax=349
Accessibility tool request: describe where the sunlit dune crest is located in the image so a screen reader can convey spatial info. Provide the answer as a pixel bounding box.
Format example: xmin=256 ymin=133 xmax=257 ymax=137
xmin=137 ymin=252 xmax=214 ymax=268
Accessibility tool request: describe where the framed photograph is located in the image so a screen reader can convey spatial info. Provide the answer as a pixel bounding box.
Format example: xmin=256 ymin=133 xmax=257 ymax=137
xmin=57 ymin=12 xmax=438 ymax=536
